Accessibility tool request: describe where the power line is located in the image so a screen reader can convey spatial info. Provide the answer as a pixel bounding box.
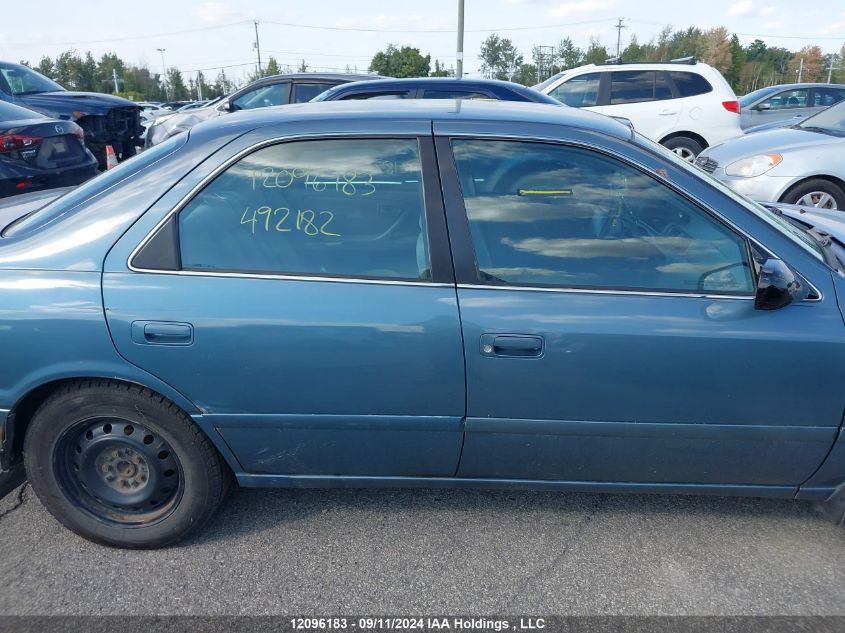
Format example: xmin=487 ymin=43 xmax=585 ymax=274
xmin=3 ymin=20 xmax=252 ymax=47
xmin=261 ymin=17 xmax=612 ymax=34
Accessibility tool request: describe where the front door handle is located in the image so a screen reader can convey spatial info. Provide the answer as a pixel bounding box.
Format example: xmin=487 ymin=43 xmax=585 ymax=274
xmin=131 ymin=321 xmax=194 ymax=346
xmin=480 ymin=334 xmax=544 ymax=358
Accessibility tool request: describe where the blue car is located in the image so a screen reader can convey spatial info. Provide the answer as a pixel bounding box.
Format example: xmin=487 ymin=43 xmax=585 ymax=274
xmin=1 ymin=100 xmax=844 ymax=548
xmin=312 ymin=77 xmax=560 ymax=104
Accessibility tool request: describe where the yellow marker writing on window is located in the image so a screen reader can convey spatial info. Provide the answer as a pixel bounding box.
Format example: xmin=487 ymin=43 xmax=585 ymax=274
xmin=517 ymin=188 xmax=573 ymax=196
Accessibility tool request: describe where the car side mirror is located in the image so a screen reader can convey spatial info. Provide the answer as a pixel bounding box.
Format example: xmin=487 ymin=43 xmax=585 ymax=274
xmin=755 ymin=258 xmax=808 ymax=310
xmin=753 ymin=103 xmax=771 ymax=112
xmin=224 ymin=100 xmax=236 ymax=112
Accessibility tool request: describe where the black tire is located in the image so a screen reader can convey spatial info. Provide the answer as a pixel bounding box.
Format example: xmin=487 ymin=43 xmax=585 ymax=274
xmin=662 ymin=136 xmax=705 ymax=162
xmin=782 ymin=179 xmax=845 ymax=211
xmin=23 ymin=380 xmax=230 ymax=549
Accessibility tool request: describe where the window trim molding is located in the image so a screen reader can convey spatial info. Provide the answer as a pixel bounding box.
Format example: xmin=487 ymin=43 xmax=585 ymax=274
xmin=129 ymin=132 xmax=453 ymax=286
xmin=435 ymin=132 xmax=822 ymax=301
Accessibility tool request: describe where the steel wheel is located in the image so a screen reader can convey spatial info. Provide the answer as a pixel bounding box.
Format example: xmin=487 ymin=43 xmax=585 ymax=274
xmin=796 ymin=191 xmax=838 ymax=210
xmin=672 ymin=146 xmax=697 ymax=162
xmin=55 ymin=417 xmax=183 ymax=526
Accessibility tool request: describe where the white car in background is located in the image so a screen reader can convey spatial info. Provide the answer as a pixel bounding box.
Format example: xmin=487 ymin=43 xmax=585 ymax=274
xmin=536 ymin=60 xmax=742 ymax=161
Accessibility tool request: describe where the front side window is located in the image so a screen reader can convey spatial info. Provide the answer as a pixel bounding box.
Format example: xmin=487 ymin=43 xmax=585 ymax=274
xmin=548 ymin=73 xmax=601 ymax=108
xmin=178 ymin=138 xmax=430 ymax=281
xmin=231 ymin=83 xmax=291 ymax=110
xmin=762 ymin=89 xmax=809 ymax=110
xmin=340 ymin=91 xmax=412 ymax=100
xmin=451 ymin=140 xmax=754 ymax=294
xmin=0 ymin=63 xmax=64 ymax=96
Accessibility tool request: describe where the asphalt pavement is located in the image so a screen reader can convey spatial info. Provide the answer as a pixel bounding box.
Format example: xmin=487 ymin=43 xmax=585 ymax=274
xmin=1 ymin=482 xmax=844 ymax=615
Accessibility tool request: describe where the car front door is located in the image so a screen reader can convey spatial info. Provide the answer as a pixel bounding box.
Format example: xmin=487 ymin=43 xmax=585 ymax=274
xmin=435 ymin=125 xmax=845 ymax=491
xmin=103 ymin=132 xmax=466 ymax=479
xmin=747 ymin=88 xmax=811 ymax=128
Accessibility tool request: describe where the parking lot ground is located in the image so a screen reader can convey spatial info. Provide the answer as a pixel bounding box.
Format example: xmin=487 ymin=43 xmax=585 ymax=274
xmin=1 ymin=483 xmax=845 ymax=615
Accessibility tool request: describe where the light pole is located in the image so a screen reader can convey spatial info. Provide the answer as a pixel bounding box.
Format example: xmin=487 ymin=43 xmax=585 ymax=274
xmin=157 ymin=48 xmax=168 ymax=101
xmin=456 ymin=0 xmax=464 ymax=79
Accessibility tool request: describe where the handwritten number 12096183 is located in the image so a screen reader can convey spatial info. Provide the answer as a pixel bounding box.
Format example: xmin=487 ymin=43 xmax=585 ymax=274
xmin=251 ymin=167 xmax=377 ymax=197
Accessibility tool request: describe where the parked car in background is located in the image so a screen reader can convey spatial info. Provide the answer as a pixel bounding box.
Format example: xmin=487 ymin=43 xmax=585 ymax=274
xmin=2 ymin=100 xmax=845 ymax=548
xmin=0 ymin=101 xmax=97 ymax=197
xmin=0 ymin=62 xmax=143 ymax=169
xmin=535 ymin=59 xmax=742 ymax=161
xmin=312 ymin=77 xmax=561 ymax=103
xmin=696 ymin=100 xmax=845 ymax=209
xmin=146 ymin=72 xmax=379 ymax=146
xmin=739 ymin=83 xmax=845 ymax=131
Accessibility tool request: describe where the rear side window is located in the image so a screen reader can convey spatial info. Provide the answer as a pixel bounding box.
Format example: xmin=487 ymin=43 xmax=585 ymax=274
xmin=422 ymin=89 xmax=496 ymax=100
xmin=292 ymin=83 xmax=339 ymax=103
xmin=231 ymin=83 xmax=291 ymax=110
xmin=177 ymin=138 xmax=431 ymax=281
xmin=813 ymin=88 xmax=845 ymax=108
xmin=610 ymin=71 xmax=661 ymax=104
xmin=668 ymin=72 xmax=713 ymax=98
xmin=548 ymin=73 xmax=601 ymax=107
xmin=451 ymin=139 xmax=754 ymax=294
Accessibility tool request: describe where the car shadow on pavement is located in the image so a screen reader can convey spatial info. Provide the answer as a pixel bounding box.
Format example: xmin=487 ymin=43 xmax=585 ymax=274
xmin=184 ymin=485 xmax=829 ymax=548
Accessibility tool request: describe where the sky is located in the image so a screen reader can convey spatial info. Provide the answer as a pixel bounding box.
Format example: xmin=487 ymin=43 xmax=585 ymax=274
xmin=1 ymin=0 xmax=843 ymax=84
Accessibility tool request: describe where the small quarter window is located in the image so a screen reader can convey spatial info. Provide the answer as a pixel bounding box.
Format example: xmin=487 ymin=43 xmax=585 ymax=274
xmin=548 ymin=73 xmax=601 ymax=108
xmin=177 ymin=139 xmax=431 ymax=281
xmin=668 ymin=72 xmax=713 ymax=98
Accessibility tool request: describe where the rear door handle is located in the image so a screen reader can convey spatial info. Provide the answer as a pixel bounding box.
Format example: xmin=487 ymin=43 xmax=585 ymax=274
xmin=480 ymin=334 xmax=544 ymax=358
xmin=131 ymin=321 xmax=194 ymax=346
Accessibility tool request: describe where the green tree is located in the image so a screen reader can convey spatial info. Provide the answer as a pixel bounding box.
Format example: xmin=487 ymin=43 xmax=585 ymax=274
xmin=555 ymin=37 xmax=583 ymax=71
xmin=36 ymin=56 xmax=55 ymax=79
xmin=297 ymin=59 xmax=309 ymax=73
xmin=583 ymin=38 xmax=610 ymax=65
xmin=479 ymin=34 xmax=523 ymax=80
xmin=513 ymin=63 xmax=538 ymax=86
xmin=166 ymin=67 xmax=189 ymax=100
xmin=430 ymin=59 xmax=453 ymax=77
xmin=97 ymin=52 xmax=125 ymax=94
xmin=264 ymin=57 xmax=281 ymax=77
xmin=369 ymin=44 xmax=431 ymax=77
xmin=725 ymin=35 xmax=745 ymax=91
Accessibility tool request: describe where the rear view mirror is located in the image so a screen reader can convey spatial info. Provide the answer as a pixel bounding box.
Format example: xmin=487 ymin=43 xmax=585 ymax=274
xmin=754 ymin=103 xmax=772 ymax=112
xmin=755 ymin=258 xmax=808 ymax=310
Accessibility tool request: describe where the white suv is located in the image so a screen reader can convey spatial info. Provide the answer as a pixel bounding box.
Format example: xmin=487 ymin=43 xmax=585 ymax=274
xmin=536 ymin=61 xmax=742 ymax=161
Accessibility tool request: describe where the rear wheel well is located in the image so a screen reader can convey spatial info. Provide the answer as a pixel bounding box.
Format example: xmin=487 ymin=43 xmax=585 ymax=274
xmin=780 ymin=176 xmax=845 ymax=202
xmin=8 ymin=378 xmax=181 ymax=465
xmin=659 ymin=131 xmax=709 ymax=149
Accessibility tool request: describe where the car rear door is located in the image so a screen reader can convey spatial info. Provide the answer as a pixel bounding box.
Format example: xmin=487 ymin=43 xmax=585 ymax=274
xmin=434 ymin=121 xmax=845 ymax=491
xmin=603 ymin=70 xmax=680 ymax=140
xmin=103 ymin=124 xmax=466 ymax=479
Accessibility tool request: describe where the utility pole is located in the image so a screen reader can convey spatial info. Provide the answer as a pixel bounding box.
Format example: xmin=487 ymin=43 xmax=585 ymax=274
xmin=614 ymin=18 xmax=627 ymax=59
xmin=797 ymin=57 xmax=804 ymax=83
xmin=254 ymin=20 xmax=263 ymax=76
xmin=112 ymin=68 xmax=120 ymax=94
xmin=456 ymin=0 xmax=465 ymax=79
xmin=197 ymin=71 xmax=203 ymax=100
xmin=536 ymin=45 xmax=555 ymax=82
xmin=157 ymin=48 xmax=168 ymax=101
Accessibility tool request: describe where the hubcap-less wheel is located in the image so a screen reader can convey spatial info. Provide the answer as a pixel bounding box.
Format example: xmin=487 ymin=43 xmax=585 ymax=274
xmin=672 ymin=146 xmax=697 ymax=162
xmin=796 ymin=191 xmax=838 ymax=210
xmin=56 ymin=417 xmax=183 ymax=526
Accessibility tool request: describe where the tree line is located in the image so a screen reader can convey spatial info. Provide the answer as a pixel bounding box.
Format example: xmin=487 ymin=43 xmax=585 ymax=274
xmin=19 ymin=26 xmax=845 ymax=103
xmin=475 ymin=28 xmax=845 ymax=92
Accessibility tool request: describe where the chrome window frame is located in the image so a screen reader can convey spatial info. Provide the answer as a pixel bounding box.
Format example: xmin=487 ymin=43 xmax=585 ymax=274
xmin=438 ymin=130 xmax=823 ymax=302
